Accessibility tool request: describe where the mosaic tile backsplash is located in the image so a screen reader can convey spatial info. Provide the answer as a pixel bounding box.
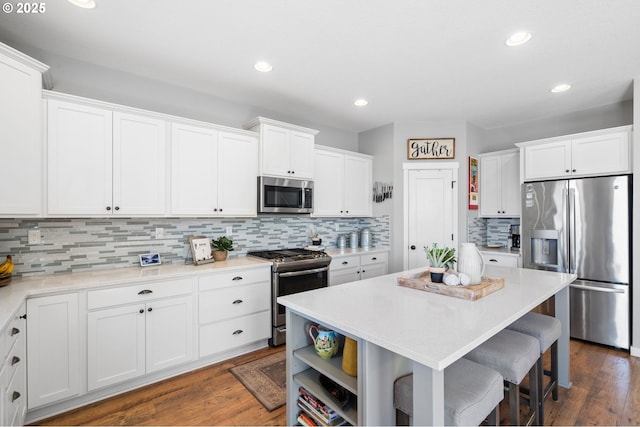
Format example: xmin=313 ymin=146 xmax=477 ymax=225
xmin=0 ymin=216 xmax=390 ymax=277
xmin=467 ymin=217 xmax=520 ymax=247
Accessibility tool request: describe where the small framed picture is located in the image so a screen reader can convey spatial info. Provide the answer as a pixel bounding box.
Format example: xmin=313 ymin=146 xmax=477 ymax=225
xmin=189 ymin=236 xmax=215 ymax=265
xmin=139 ymin=253 xmax=161 ymax=267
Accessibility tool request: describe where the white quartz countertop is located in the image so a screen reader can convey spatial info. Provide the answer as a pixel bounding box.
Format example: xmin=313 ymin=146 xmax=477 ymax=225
xmin=279 ymin=266 xmax=576 ymax=371
xmin=324 ymin=247 xmax=390 ymax=257
xmin=479 ymin=246 xmax=521 ymax=256
xmin=0 ymin=256 xmax=271 ymax=331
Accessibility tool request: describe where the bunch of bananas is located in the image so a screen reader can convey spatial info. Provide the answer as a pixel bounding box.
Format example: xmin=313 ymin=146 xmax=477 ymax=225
xmin=0 ymin=255 xmax=14 ymax=276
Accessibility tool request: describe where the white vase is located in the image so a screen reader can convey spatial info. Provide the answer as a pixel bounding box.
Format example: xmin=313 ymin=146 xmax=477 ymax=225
xmin=457 ymin=243 xmax=485 ymax=285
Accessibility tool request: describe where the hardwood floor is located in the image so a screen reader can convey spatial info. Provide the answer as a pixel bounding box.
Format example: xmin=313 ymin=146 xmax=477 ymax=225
xmin=37 ymin=340 xmax=640 ymax=426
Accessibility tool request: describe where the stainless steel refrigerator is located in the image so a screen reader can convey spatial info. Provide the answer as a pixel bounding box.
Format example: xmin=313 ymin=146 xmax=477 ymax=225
xmin=522 ymin=175 xmax=631 ymax=349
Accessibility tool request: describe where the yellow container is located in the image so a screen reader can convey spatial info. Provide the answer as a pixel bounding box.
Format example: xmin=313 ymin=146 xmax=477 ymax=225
xmin=342 ymin=337 xmax=358 ymax=376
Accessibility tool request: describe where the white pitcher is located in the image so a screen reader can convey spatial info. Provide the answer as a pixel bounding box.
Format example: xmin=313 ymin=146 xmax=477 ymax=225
xmin=458 ymin=243 xmax=485 ymax=285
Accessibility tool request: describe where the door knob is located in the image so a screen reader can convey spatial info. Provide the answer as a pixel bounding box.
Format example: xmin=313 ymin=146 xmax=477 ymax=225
xmin=410 ymin=245 xmax=416 ymax=250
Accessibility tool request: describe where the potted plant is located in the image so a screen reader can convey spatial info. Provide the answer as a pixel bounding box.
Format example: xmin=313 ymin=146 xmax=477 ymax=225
xmin=211 ymin=236 xmax=234 ymax=261
xmin=310 ymin=225 xmax=322 ymax=246
xmin=424 ymin=243 xmax=456 ymax=283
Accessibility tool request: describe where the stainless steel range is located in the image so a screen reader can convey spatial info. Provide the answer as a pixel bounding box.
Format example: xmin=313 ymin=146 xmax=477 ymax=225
xmin=247 ymin=248 xmax=331 ymax=346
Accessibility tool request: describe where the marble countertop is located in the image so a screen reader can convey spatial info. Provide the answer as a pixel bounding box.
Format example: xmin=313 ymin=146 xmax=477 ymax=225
xmin=324 ymin=247 xmax=390 ymax=257
xmin=479 ymin=245 xmax=521 ymax=256
xmin=278 ymin=265 xmax=575 ymax=370
xmin=0 ymin=256 xmax=271 ymax=332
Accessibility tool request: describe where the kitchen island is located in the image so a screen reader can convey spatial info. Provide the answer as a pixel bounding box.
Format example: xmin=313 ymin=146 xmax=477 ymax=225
xmin=278 ymin=265 xmax=576 ymax=426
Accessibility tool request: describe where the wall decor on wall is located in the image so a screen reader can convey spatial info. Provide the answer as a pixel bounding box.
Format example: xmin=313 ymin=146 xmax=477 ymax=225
xmin=407 ymin=138 xmax=455 ymax=160
xmin=468 ymin=156 xmax=479 ymax=210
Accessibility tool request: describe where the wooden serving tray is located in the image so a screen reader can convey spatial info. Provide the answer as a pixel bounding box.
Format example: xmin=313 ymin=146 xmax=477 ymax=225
xmin=397 ymin=270 xmax=504 ymax=301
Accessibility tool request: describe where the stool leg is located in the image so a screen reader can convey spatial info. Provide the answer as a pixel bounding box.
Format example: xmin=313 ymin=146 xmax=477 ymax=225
xmin=529 ymin=363 xmax=539 ymax=426
xmin=509 ymin=382 xmax=520 ymax=426
xmin=537 ymin=357 xmax=544 ymax=426
xmin=551 ymin=341 xmax=559 ymax=401
xmin=487 ymin=405 xmax=500 ymax=426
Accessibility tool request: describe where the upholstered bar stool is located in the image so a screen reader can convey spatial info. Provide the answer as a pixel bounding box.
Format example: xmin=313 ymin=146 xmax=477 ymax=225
xmin=507 ymin=311 xmax=561 ymax=425
xmin=464 ymin=329 xmax=540 ymax=426
xmin=393 ymin=358 xmax=504 ymax=426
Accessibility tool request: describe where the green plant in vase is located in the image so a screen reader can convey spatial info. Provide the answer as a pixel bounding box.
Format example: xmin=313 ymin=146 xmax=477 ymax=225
xmin=211 ymin=236 xmax=234 ymax=261
xmin=424 ymin=243 xmax=456 ymax=283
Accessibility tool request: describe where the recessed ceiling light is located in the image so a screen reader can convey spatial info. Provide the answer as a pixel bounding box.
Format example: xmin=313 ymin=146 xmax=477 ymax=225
xmin=67 ymin=0 xmax=96 ymax=9
xmin=551 ymin=83 xmax=571 ymax=93
xmin=354 ymin=99 xmax=368 ymax=107
xmin=254 ymin=61 xmax=273 ymax=72
xmin=505 ymin=31 xmax=532 ymax=47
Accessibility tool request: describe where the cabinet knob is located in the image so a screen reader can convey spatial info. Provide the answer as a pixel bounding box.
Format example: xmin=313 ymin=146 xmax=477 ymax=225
xmin=11 ymin=391 xmax=20 ymax=402
xmin=147 ymin=307 xmax=153 ymax=312
xmin=139 ymin=309 xmax=144 ymax=314
xmin=213 ymin=208 xmax=218 ymax=212
xmin=372 ymin=257 xmax=377 ymax=261
xmin=572 ymin=169 xmax=576 ymax=172
xmin=10 ymin=327 xmax=19 ymax=336
xmin=565 ymin=169 xmax=570 ymax=173
xmin=362 ymin=270 xmax=366 ymax=273
xmin=232 ymin=299 xmax=243 ymax=305
xmin=219 ymin=208 xmax=223 ymax=212
xmin=232 ymin=276 xmax=243 ymax=281
xmin=19 ymin=313 xmax=26 ymax=319
xmin=410 ymin=245 xmax=416 ymax=250
xmin=114 ymin=206 xmax=120 ymax=211
xmin=11 ymin=356 xmax=20 ymax=366
xmin=232 ymin=329 xmax=243 ymax=335
xmin=106 ymin=206 xmax=111 ymax=211
xmin=287 ymin=170 xmax=291 ymax=174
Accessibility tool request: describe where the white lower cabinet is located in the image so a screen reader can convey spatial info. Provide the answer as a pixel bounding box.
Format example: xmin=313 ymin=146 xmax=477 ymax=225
xmin=479 ymin=251 xmax=521 ymax=268
xmin=2 ymin=304 xmax=27 ymax=426
xmin=329 ymin=252 xmax=389 ymax=286
xmin=87 ymin=278 xmax=195 ymax=391
xmin=198 ymin=268 xmax=271 ymax=358
xmin=26 ymin=294 xmax=80 ymax=410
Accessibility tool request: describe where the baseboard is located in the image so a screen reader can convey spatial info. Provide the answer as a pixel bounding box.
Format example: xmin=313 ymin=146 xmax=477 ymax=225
xmin=630 ymin=345 xmax=640 ymax=358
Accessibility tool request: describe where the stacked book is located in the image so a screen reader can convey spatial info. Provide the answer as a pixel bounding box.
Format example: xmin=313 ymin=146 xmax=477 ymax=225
xmin=296 ymin=386 xmax=350 ymax=426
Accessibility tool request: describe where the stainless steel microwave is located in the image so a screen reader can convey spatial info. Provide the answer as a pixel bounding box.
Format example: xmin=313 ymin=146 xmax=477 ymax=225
xmin=258 ymin=176 xmax=313 ymax=214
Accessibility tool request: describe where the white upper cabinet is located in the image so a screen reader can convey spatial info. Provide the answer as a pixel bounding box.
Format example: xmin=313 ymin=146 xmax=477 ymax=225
xmin=245 ymin=117 xmax=317 ymax=179
xmin=47 ymin=97 xmax=167 ymax=216
xmin=314 ymin=146 xmax=372 ymax=217
xmin=171 ymin=123 xmax=258 ymax=216
xmin=518 ymin=126 xmax=632 ymax=181
xmin=0 ymin=44 xmax=49 ymax=216
xmin=479 ymin=149 xmax=520 ymax=217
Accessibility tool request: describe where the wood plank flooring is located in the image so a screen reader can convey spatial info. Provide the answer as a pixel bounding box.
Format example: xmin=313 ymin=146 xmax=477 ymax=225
xmin=37 ymin=340 xmax=640 ymax=426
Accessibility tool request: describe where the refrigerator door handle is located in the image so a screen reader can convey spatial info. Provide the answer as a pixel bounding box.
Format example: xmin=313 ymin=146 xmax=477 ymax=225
xmin=570 ymin=283 xmax=626 ymax=294
xmin=568 ymin=187 xmax=576 ymax=274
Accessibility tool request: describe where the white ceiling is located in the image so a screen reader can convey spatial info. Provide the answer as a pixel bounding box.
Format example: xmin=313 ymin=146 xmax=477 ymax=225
xmin=1 ymin=0 xmax=639 ymax=133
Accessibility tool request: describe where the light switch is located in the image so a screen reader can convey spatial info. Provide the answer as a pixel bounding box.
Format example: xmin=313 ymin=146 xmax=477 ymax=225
xmin=28 ymin=229 xmax=41 ymax=245
xmin=155 ymin=228 xmax=164 ymax=239
xmin=226 ymin=226 xmax=233 ymax=236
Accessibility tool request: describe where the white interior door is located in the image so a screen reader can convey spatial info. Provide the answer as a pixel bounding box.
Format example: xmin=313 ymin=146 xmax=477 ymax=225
xmin=405 ymin=167 xmax=457 ymax=270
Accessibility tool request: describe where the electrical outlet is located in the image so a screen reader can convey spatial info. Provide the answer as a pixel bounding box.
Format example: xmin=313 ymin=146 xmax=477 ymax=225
xmin=28 ymin=229 xmax=42 ymax=245
xmin=335 ymin=223 xmax=340 ymax=232
xmin=155 ymin=228 xmax=164 ymax=239
xmin=225 ymin=226 xmax=233 ymax=236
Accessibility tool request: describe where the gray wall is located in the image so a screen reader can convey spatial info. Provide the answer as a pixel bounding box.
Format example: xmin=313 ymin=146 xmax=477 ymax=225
xmin=20 ymin=46 xmax=359 ymax=151
xmin=358 ymin=124 xmax=394 ymax=218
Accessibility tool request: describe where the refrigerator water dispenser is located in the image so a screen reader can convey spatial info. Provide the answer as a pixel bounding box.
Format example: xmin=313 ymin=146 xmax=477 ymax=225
xmin=530 ymin=229 xmax=559 ymax=267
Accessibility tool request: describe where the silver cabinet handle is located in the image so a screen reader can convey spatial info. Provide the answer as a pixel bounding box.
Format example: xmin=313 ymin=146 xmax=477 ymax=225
xmin=232 ymin=299 xmax=243 ymax=304
xmin=138 ymin=289 xmax=153 ymax=295
xmin=232 ymin=329 xmax=243 ymax=335
xmin=12 ymin=391 xmax=20 ymax=402
xmin=11 ymin=356 xmax=20 ymax=366
xmin=278 ymin=266 xmax=329 ymax=278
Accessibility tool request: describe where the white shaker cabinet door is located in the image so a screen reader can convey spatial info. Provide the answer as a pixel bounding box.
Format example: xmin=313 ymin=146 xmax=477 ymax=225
xmin=113 ymin=112 xmax=167 ymax=215
xmin=260 ymin=124 xmax=291 ymax=177
xmin=313 ymin=150 xmax=344 ymax=216
xmin=0 ymin=52 xmax=43 ymax=215
xmin=571 ymin=130 xmax=630 ymax=176
xmin=27 ymin=293 xmax=81 ymax=408
xmin=170 ymin=123 xmax=218 ymax=215
xmin=145 ymin=296 xmax=194 ymax=373
xmin=87 ymin=305 xmax=146 ymax=391
xmin=500 ymin=151 xmax=521 ymax=216
xmin=344 ymin=154 xmax=372 ymax=216
xmin=217 ymin=131 xmax=258 ymax=216
xmin=47 ymin=100 xmax=113 ymax=215
xmin=523 ymin=139 xmax=571 ymax=181
xmin=479 ymin=154 xmax=501 ymax=217
xmin=289 ymin=131 xmax=315 ymax=179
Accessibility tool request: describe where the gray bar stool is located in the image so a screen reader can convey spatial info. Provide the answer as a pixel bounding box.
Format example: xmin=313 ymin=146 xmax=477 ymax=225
xmin=464 ymin=329 xmax=540 ymax=426
xmin=507 ymin=311 xmax=561 ymax=425
xmin=393 ymin=358 xmax=504 ymax=426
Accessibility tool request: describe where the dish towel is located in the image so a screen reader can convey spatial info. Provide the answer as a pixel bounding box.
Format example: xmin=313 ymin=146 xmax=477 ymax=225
xmin=444 ymin=271 xmax=471 ymax=286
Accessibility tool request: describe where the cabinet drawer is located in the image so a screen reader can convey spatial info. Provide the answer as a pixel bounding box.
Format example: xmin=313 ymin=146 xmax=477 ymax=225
xmin=481 ymin=252 xmax=520 ymax=268
xmin=88 ymin=277 xmax=194 ymax=310
xmin=330 ymin=255 xmax=360 ymax=271
xmin=198 ymin=268 xmax=270 ymax=292
xmin=199 ymin=311 xmax=270 ymax=357
xmin=360 ymin=252 xmax=388 ymax=266
xmin=199 ymin=282 xmax=270 ymax=324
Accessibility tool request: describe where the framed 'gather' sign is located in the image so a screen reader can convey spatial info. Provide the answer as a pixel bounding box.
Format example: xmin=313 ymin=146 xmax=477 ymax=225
xmin=407 ymin=138 xmax=455 ymax=160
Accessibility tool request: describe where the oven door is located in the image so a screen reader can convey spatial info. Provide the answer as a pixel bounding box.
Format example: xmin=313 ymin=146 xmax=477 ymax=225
xmin=273 ymin=266 xmax=329 ymax=327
